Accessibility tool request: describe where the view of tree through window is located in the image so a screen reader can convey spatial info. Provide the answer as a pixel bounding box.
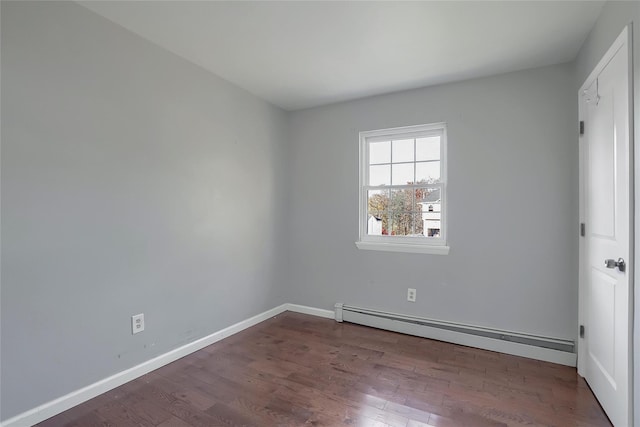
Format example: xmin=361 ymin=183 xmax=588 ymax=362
xmin=368 ymin=184 xmax=440 ymax=236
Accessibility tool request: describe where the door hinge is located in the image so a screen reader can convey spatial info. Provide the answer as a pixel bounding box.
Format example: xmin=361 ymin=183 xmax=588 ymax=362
xmin=580 ymin=325 xmax=585 ymax=338
xmin=579 ymin=121 xmax=584 ymax=136
xmin=580 ymin=223 xmax=585 ymax=237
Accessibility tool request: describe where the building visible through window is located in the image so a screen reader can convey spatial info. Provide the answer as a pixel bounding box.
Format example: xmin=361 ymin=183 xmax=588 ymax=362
xmin=419 ymin=190 xmax=441 ymax=238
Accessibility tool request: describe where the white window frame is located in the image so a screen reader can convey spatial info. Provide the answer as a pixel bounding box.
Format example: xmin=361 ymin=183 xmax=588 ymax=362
xmin=356 ymin=123 xmax=449 ymax=255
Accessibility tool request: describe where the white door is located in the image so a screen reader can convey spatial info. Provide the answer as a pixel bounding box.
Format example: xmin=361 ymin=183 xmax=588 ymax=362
xmin=578 ymin=27 xmax=632 ymax=427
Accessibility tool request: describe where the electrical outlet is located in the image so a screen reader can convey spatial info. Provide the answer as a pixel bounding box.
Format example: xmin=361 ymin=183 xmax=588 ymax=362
xmin=132 ymin=313 xmax=144 ymax=334
xmin=407 ymin=288 xmax=416 ymax=302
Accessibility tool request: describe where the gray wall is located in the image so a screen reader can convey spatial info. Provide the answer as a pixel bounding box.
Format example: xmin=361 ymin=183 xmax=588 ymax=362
xmin=1 ymin=1 xmax=288 ymax=420
xmin=574 ymin=1 xmax=640 ymax=423
xmin=286 ymin=64 xmax=577 ymax=341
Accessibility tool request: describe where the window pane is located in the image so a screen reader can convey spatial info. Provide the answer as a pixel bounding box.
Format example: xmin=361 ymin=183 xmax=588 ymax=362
xmin=416 ymin=137 xmax=440 ymax=161
xmin=416 ymin=187 xmax=441 ymax=205
xmin=425 ymin=219 xmax=442 ymax=238
xmin=392 ymin=163 xmax=414 ymax=185
xmin=413 ymin=213 xmax=425 ymax=236
xmin=389 ymin=190 xmax=417 ymax=235
xmin=412 ymin=187 xmax=427 ymax=210
xmin=388 ymin=211 xmax=399 ymax=235
xmin=369 ymin=140 xmax=390 ymax=164
xmin=389 ymin=212 xmax=415 ymax=236
xmin=367 ymin=190 xmax=389 ymax=236
xmin=367 ymin=189 xmax=388 ymax=218
xmin=392 ymin=139 xmax=414 ymax=163
xmin=416 ymin=188 xmax=441 ymax=238
xmin=369 ymin=164 xmax=390 ymax=186
xmin=416 ymin=161 xmax=440 ymax=183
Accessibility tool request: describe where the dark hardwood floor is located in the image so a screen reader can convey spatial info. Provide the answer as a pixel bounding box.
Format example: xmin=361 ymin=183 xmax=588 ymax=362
xmin=37 ymin=311 xmax=611 ymax=427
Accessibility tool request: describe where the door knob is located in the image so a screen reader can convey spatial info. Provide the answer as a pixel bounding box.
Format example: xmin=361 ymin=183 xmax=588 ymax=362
xmin=604 ymin=258 xmax=625 ymax=272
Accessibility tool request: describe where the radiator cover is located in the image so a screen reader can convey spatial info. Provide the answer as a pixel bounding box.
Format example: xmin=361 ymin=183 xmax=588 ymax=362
xmin=334 ymin=303 xmax=576 ymax=366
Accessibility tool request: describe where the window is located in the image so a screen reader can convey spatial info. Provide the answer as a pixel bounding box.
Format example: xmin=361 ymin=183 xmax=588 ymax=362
xmin=356 ymin=123 xmax=449 ymax=255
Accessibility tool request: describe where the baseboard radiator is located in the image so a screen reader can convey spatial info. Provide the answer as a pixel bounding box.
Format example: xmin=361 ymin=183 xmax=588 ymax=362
xmin=334 ymin=303 xmax=576 ymax=366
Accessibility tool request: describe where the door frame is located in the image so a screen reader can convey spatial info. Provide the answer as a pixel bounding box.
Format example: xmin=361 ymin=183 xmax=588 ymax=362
xmin=577 ymin=24 xmax=634 ymax=424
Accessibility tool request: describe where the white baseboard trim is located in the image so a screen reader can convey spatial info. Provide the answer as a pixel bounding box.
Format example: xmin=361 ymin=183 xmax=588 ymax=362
xmin=1 ymin=304 xmax=294 ymax=427
xmin=284 ymin=303 xmax=335 ymax=319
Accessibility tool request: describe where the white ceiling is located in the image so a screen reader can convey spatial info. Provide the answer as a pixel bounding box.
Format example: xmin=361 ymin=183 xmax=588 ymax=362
xmin=79 ymin=1 xmax=605 ymax=111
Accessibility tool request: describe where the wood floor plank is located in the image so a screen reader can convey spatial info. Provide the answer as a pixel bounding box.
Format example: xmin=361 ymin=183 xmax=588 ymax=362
xmin=156 ymin=416 xmax=193 ymax=427
xmin=36 ymin=312 xmax=611 ymax=427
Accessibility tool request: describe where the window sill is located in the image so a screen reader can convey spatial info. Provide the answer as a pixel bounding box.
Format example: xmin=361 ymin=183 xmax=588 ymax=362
xmin=355 ymin=241 xmax=450 ymax=255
